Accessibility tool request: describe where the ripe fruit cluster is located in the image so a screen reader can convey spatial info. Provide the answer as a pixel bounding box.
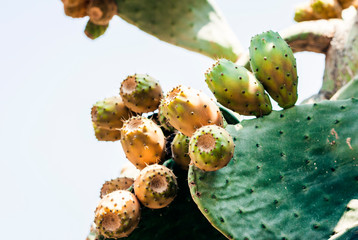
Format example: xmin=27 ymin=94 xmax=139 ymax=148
xmin=89 ymin=30 xmax=300 ymax=238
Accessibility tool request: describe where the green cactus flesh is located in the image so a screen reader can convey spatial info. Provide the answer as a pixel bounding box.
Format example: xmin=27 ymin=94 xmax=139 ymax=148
xmin=249 ymin=31 xmax=298 ymax=109
xmin=96 ymin=159 xmax=227 ymax=240
xmin=188 ymin=99 xmax=358 ymax=239
xmin=331 ymin=76 xmax=358 ymax=100
xmin=115 ymin=0 xmax=242 ymax=61
xmin=205 ymin=59 xmax=272 ymax=117
xmin=85 ymin=21 xmax=108 ymax=40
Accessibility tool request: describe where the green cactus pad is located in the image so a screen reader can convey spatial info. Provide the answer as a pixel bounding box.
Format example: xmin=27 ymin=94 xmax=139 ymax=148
xmin=205 ymin=59 xmax=272 ymax=117
xmin=96 ymin=159 xmax=227 ymax=240
xmin=189 ymin=99 xmax=358 ymax=239
xmin=115 ymin=0 xmax=242 ymax=61
xmin=331 ymin=76 xmax=358 ymax=100
xmin=249 ymin=31 xmax=298 ymax=109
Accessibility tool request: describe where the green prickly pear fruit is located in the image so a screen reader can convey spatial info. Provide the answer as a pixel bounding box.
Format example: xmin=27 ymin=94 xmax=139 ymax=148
xmin=249 ymin=31 xmax=298 ymax=109
xmin=91 ymin=96 xmax=132 ymax=130
xmin=205 ymin=59 xmax=272 ymax=117
xmin=171 ymin=133 xmax=191 ymax=170
xmin=120 ymin=74 xmax=163 ymax=113
xmin=94 ymin=190 xmax=140 ymax=238
xmin=157 ymin=103 xmax=175 ymax=132
xmin=93 ymin=122 xmax=121 ymax=141
xmin=120 ymin=116 xmax=165 ymax=170
xmin=84 ymin=20 xmax=108 ymax=39
xmin=100 ymin=177 xmax=134 ymax=198
xmin=159 ymin=85 xmax=223 ymax=137
xmin=134 ymin=164 xmax=178 ymax=209
xmin=87 ymin=0 xmax=117 ymax=26
xmin=189 ymin=125 xmax=234 ymax=172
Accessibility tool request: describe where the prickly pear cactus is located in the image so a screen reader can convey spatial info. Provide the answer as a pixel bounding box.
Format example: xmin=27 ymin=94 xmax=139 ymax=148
xmin=189 ymin=98 xmax=358 ymax=239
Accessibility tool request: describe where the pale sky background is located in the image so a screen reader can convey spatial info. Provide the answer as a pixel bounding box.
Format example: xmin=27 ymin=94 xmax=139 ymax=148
xmin=0 ymin=1 xmax=325 ymax=239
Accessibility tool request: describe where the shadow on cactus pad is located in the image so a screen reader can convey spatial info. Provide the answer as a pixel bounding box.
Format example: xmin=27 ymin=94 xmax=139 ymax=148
xmin=98 ymin=159 xmax=226 ymax=240
xmin=189 ymin=98 xmax=358 ymax=240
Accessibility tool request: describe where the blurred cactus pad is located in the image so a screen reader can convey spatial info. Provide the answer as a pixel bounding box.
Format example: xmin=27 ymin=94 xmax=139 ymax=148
xmin=189 ymin=98 xmax=358 ymax=239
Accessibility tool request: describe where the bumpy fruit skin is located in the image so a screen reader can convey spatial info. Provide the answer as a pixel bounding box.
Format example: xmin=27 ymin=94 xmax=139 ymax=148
xmin=120 ymin=74 xmax=163 ymax=113
xmin=171 ymin=133 xmax=191 ymax=170
xmin=189 ymin=125 xmax=234 ymax=171
xmin=134 ymin=164 xmax=178 ymax=209
xmin=159 ymin=85 xmax=223 ymax=137
xmin=100 ymin=177 xmax=134 ymax=198
xmin=87 ymin=0 xmax=117 ymax=26
xmin=62 ymin=0 xmax=89 ymax=18
xmin=93 ymin=122 xmax=121 ymax=141
xmin=94 ymin=190 xmax=140 ymax=238
xmin=205 ymin=59 xmax=272 ymax=117
xmin=91 ymin=96 xmax=132 ymax=130
xmin=85 ymin=20 xmax=108 ymax=40
xmin=249 ymin=31 xmax=298 ymax=109
xmin=120 ymin=116 xmax=165 ymax=170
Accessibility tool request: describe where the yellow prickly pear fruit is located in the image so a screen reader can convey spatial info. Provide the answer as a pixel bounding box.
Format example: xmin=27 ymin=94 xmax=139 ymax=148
xmin=91 ymin=96 xmax=132 ymax=130
xmin=120 ymin=74 xmax=163 ymax=113
xmin=159 ymin=85 xmax=223 ymax=137
xmin=311 ymin=0 xmax=342 ymax=19
xmin=94 ymin=190 xmax=140 ymax=238
xmin=87 ymin=0 xmax=117 ymax=26
xmin=134 ymin=164 xmax=178 ymax=209
xmin=294 ymin=2 xmax=318 ymax=22
xmin=92 ymin=123 xmax=121 ymax=141
xmin=100 ymin=177 xmax=134 ymax=198
xmin=120 ymin=116 xmax=165 ymax=170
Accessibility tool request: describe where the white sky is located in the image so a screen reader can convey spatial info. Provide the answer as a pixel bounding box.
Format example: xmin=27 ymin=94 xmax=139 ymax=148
xmin=0 ymin=0 xmax=324 ymax=239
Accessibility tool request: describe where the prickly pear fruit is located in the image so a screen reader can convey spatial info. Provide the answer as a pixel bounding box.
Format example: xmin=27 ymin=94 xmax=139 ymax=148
xmin=294 ymin=2 xmax=318 ymax=22
xmin=93 ymin=123 xmax=121 ymax=141
xmin=159 ymin=85 xmax=223 ymax=137
xmin=134 ymin=164 xmax=178 ymax=209
xmin=205 ymin=59 xmax=272 ymax=117
xmin=85 ymin=20 xmax=108 ymax=40
xmin=94 ymin=190 xmax=140 ymax=238
xmin=120 ymin=74 xmax=163 ymax=113
xmin=100 ymin=177 xmax=134 ymax=198
xmin=311 ymin=0 xmax=342 ymax=19
xmin=157 ymin=104 xmax=175 ymax=132
xmin=120 ymin=116 xmax=165 ymax=170
xmin=62 ymin=0 xmax=89 ymax=18
xmin=87 ymin=0 xmax=117 ymax=26
xmin=171 ymin=133 xmax=191 ymax=170
xmin=249 ymin=31 xmax=298 ymax=109
xmin=189 ymin=125 xmax=234 ymax=171
xmin=91 ymin=96 xmax=132 ymax=130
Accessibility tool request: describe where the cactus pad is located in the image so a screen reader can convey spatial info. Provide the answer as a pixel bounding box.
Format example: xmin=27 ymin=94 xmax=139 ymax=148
xmin=189 ymin=99 xmax=358 ymax=239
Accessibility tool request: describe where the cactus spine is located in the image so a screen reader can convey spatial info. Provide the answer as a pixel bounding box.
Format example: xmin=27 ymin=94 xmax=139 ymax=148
xmin=94 ymin=190 xmax=141 ymax=238
xmin=205 ymin=59 xmax=272 ymax=117
xmin=134 ymin=164 xmax=178 ymax=209
xmin=159 ymin=85 xmax=223 ymax=137
xmin=189 ymin=125 xmax=234 ymax=172
xmin=120 ymin=74 xmax=163 ymax=113
xmin=120 ymin=116 xmax=165 ymax=169
xmin=249 ymin=31 xmax=298 ymax=108
xmin=171 ymin=133 xmax=191 ymax=170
